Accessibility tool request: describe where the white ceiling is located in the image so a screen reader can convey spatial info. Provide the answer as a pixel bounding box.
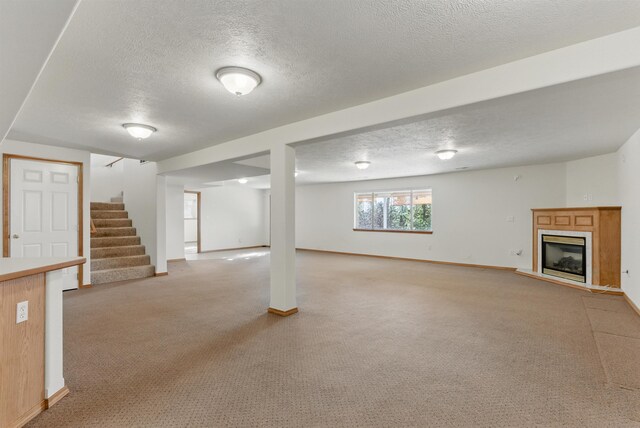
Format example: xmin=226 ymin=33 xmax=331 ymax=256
xmin=166 ymin=66 xmax=640 ymax=187
xmin=0 ymin=0 xmax=77 ymax=142
xmin=8 ymin=0 xmax=640 ymax=160
xmin=166 ymin=161 xmax=269 ymax=187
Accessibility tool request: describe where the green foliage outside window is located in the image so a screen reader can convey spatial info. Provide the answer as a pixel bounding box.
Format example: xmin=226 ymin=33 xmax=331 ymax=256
xmin=354 ymin=190 xmax=432 ymax=231
xmin=412 ymin=203 xmax=432 ymax=231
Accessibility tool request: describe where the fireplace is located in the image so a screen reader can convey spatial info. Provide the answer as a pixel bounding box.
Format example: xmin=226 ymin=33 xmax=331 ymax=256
xmin=541 ymin=234 xmax=587 ymax=283
xmin=529 ymin=207 xmax=621 ymax=289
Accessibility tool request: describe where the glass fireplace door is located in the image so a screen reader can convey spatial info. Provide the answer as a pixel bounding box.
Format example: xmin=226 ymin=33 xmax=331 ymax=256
xmin=541 ymin=235 xmax=587 ymax=283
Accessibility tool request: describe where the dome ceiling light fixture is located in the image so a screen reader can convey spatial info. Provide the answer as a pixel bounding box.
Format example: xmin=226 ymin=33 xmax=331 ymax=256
xmin=436 ymin=149 xmax=458 ymax=160
xmin=238 ymin=178 xmax=248 ymax=184
xmin=355 ymin=161 xmax=371 ymax=170
xmin=216 ymin=66 xmax=262 ymax=96
xmin=122 ymin=123 xmax=157 ymax=139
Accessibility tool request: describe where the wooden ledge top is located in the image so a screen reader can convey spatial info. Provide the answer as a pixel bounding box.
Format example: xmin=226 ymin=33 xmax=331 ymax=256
xmin=531 ymin=206 xmax=621 ymax=212
xmin=0 ymin=257 xmax=86 ymax=283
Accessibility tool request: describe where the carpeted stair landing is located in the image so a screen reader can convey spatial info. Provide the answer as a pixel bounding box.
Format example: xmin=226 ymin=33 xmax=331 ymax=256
xmin=90 ymin=202 xmax=155 ymax=285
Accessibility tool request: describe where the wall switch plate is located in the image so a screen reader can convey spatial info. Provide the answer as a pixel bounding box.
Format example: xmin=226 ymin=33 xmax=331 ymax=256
xmin=16 ymin=301 xmax=28 ymax=324
xmin=506 ymin=216 xmax=515 ymax=222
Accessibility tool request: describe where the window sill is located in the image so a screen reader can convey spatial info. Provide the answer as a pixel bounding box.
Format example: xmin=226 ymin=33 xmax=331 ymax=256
xmin=353 ymin=229 xmax=433 ymax=235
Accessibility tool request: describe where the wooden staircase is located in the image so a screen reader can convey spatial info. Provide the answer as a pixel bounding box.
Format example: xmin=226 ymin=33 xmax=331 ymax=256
xmin=90 ymin=202 xmax=155 ymax=285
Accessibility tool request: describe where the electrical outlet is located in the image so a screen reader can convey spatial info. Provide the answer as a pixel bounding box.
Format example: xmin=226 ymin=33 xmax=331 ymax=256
xmin=16 ymin=301 xmax=28 ymax=324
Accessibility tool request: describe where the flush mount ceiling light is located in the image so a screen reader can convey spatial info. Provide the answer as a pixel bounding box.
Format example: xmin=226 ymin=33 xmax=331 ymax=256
xmin=355 ymin=161 xmax=371 ymax=170
xmin=436 ymin=149 xmax=457 ymax=160
xmin=238 ymin=178 xmax=248 ymax=184
xmin=216 ymin=66 xmax=262 ymax=96
xmin=122 ymin=123 xmax=157 ymax=139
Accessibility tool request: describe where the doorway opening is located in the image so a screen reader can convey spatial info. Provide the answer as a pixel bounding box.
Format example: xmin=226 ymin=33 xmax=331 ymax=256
xmin=184 ymin=191 xmax=200 ymax=255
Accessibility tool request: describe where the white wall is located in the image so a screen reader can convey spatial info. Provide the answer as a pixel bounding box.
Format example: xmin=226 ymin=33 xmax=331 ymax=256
xmin=166 ymin=184 xmax=184 ymax=260
xmin=618 ymin=128 xmax=640 ymax=309
xmin=184 ymin=220 xmax=197 ymax=242
xmin=90 ymin=154 xmax=123 ymax=202
xmin=263 ymin=191 xmax=271 ymax=246
xmin=122 ymin=159 xmax=167 ymax=273
xmin=296 ymin=163 xmax=567 ymax=269
xmin=0 ymin=139 xmax=92 ymax=285
xmin=566 ymin=153 xmax=619 ymax=206
xmin=197 ymin=185 xmax=268 ymax=251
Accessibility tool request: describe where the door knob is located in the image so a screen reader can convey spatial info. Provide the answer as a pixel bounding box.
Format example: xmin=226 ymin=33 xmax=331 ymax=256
xmin=12 ymin=234 xmax=19 ymax=239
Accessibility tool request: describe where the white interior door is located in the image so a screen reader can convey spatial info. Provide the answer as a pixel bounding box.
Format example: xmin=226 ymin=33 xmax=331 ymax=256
xmin=10 ymin=158 xmax=79 ymax=290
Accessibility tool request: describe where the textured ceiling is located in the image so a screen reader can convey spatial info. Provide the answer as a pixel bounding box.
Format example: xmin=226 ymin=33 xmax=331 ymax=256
xmin=166 ymin=67 xmax=640 ymax=186
xmin=0 ymin=0 xmax=77 ymax=141
xmin=9 ymin=0 xmax=640 ymax=160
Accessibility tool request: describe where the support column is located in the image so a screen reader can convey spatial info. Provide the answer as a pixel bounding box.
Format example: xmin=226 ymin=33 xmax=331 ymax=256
xmin=155 ymin=174 xmax=167 ymax=275
xmin=268 ymin=144 xmax=297 ymax=316
xmin=44 ymin=270 xmax=67 ymax=403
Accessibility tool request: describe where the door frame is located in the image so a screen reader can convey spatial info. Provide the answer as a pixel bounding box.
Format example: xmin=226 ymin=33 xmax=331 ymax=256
xmin=3 ymin=153 xmax=84 ymax=288
xmin=184 ymin=190 xmax=201 ymax=254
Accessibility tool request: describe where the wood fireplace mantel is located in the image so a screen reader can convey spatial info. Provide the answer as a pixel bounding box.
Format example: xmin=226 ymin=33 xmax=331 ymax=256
xmin=531 ymin=207 xmax=621 ymax=287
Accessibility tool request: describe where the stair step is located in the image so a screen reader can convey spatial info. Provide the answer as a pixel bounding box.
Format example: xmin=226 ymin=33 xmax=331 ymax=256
xmin=91 ymin=265 xmax=155 ymax=285
xmin=92 ymin=227 xmax=136 ymax=237
xmin=91 ymin=236 xmax=140 ymax=248
xmin=91 ymin=210 xmax=128 ymax=219
xmin=92 ymin=218 xmax=132 ymax=228
xmin=91 ymin=245 xmax=146 ymax=259
xmin=91 ymin=202 xmax=125 ymax=211
xmin=91 ymin=255 xmax=151 ymax=271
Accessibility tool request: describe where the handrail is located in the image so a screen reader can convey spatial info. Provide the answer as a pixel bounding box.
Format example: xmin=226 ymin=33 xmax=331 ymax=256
xmin=105 ymin=157 xmax=124 ymax=168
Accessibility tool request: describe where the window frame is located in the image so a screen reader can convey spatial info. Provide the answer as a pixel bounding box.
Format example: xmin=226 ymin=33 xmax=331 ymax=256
xmin=353 ymin=188 xmax=433 ymax=234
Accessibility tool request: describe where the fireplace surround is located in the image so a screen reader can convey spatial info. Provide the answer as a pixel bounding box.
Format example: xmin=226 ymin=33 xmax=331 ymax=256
xmin=530 ymin=207 xmax=621 ymax=288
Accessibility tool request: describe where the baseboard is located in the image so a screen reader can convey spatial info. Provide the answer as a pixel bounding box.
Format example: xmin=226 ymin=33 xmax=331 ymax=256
xmin=167 ymin=257 xmax=186 ymax=262
xmin=268 ymin=307 xmax=299 ymax=317
xmin=11 ymin=400 xmax=47 ymax=428
xmin=200 ymin=245 xmax=269 ymax=253
xmin=624 ymin=293 xmax=640 ymax=317
xmin=296 ymin=248 xmax=516 ymax=271
xmin=80 ymin=283 xmax=92 ymax=288
xmin=155 ymin=272 xmax=168 ymax=277
xmin=46 ymin=385 xmax=70 ymax=409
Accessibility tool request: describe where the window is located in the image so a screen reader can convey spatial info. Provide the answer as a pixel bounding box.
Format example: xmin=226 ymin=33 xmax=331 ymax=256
xmin=354 ymin=189 xmax=432 ymax=233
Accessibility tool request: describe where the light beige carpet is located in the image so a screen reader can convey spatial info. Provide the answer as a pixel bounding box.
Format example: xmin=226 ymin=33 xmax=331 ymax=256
xmin=27 ymin=250 xmax=640 ymax=427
